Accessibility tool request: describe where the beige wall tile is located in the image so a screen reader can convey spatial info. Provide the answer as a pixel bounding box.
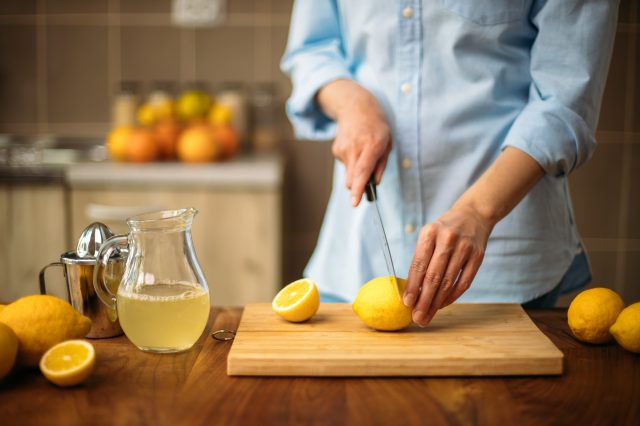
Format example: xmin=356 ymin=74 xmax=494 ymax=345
xmin=284 ymin=138 xmax=333 ymax=234
xmin=46 ymin=25 xmax=109 ymax=123
xmin=271 ymin=0 xmax=293 ymax=14
xmin=618 ymin=0 xmax=639 ymax=24
xmin=598 ymin=32 xmax=628 ymax=132
xmin=0 ymin=0 xmax=36 ymax=14
xmin=271 ymin=26 xmax=291 ymax=99
xmin=0 ymin=26 xmax=37 ymax=124
xmin=120 ymin=26 xmax=181 ymax=88
xmin=277 ymin=103 xmax=294 ymax=140
xmin=45 ymin=0 xmax=108 ymax=14
xmin=120 ymin=0 xmax=172 ymax=14
xmin=195 ymin=26 xmax=254 ymax=84
xmin=633 ymin=35 xmax=639 ymax=132
xmin=227 ymin=0 xmax=255 ymax=14
xmin=556 ymin=250 xmax=619 ymax=307
xmin=282 ymin=232 xmax=319 ymax=284
xmin=569 ymin=142 xmax=624 ymax=238
xmin=627 ymin=142 xmax=640 ymax=239
xmin=618 ymin=0 xmax=630 ymax=23
xmin=623 ymin=252 xmax=640 ymax=303
xmin=253 ymin=27 xmax=273 ymax=82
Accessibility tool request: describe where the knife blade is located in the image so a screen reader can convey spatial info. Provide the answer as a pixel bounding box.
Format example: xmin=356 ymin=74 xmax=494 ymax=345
xmin=365 ymin=175 xmax=400 ymax=298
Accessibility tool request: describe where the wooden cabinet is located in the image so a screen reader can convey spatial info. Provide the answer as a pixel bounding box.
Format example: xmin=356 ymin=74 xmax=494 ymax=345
xmin=67 ymin=158 xmax=283 ymax=306
xmin=0 ymin=184 xmax=69 ymax=302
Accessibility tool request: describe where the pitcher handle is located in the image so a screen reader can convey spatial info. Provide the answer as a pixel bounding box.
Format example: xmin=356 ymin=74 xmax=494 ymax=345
xmin=39 ymin=262 xmax=71 ymax=302
xmin=93 ymin=235 xmax=128 ymax=310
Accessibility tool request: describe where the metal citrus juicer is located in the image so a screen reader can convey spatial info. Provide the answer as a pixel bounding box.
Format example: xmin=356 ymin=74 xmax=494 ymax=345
xmin=39 ymin=222 xmax=125 ymax=338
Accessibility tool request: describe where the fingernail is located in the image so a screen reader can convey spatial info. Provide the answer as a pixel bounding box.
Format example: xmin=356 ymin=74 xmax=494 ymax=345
xmin=351 ymin=196 xmax=358 ymax=207
xmin=403 ymin=293 xmax=416 ymax=307
xmin=413 ymin=310 xmax=424 ymax=324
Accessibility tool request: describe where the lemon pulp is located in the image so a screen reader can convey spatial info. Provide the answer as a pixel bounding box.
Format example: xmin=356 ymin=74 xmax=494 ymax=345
xmin=40 ymin=340 xmax=95 ymax=387
xmin=272 ymin=278 xmax=320 ymax=322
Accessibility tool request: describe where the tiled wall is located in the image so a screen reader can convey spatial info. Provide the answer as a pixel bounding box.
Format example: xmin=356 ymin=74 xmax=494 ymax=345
xmin=563 ymin=0 xmax=640 ymax=306
xmin=0 ymin=0 xmax=638 ymax=305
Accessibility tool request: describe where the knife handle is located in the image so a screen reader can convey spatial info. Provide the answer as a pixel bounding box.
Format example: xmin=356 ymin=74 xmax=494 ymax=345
xmin=365 ymin=175 xmax=377 ymax=202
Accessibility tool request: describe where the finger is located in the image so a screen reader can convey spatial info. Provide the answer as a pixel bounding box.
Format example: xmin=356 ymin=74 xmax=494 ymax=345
xmin=350 ymin=149 xmax=379 ymax=207
xmin=430 ymin=242 xmax=472 ymax=311
xmin=374 ymin=141 xmax=392 ymax=184
xmin=440 ymin=251 xmax=484 ymax=308
xmin=345 ymin=150 xmax=358 ymax=191
xmin=404 ymin=226 xmax=437 ymax=308
xmin=412 ymin=234 xmax=457 ymax=326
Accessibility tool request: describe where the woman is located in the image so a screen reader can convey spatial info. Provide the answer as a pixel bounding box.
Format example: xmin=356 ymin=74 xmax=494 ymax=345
xmin=281 ymin=0 xmax=618 ymax=325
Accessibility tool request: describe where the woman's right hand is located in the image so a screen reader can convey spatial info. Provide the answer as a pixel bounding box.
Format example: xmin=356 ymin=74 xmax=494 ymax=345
xmin=317 ymin=79 xmax=392 ymax=207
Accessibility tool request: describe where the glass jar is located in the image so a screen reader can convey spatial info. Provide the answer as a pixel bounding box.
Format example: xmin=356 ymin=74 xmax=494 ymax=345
xmin=94 ymin=208 xmax=210 ymax=353
xmin=112 ymin=81 xmax=140 ymax=127
xmin=251 ymin=82 xmax=280 ymax=152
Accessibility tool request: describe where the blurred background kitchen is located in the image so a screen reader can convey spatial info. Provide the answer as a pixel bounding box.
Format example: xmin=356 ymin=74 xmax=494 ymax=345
xmin=0 ymin=0 xmax=638 ymax=306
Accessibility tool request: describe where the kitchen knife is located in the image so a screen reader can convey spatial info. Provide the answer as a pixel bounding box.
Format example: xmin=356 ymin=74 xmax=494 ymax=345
xmin=365 ymin=175 xmax=400 ymax=298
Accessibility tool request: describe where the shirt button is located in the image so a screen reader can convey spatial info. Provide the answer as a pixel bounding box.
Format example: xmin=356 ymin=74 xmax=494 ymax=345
xmin=401 ymin=158 xmax=412 ymax=169
xmin=402 ymin=7 xmax=414 ymax=19
xmin=405 ymin=224 xmax=416 ymax=234
xmin=401 ymin=83 xmax=411 ymax=94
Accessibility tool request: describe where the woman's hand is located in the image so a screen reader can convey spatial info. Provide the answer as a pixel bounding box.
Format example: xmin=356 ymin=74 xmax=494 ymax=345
xmin=402 ymin=147 xmax=545 ymax=326
xmin=317 ymin=79 xmax=392 ymax=206
xmin=403 ymin=205 xmax=493 ymax=326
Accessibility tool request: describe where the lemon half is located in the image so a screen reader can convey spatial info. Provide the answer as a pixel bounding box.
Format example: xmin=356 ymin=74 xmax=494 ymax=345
xmin=272 ymin=278 xmax=320 ymax=322
xmin=40 ymin=340 xmax=95 ymax=387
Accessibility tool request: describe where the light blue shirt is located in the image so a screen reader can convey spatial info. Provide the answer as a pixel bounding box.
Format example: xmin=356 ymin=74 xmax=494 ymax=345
xmin=281 ymin=0 xmax=618 ymax=303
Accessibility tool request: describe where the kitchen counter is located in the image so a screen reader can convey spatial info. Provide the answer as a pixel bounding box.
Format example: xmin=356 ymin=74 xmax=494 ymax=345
xmin=66 ymin=154 xmax=284 ymax=189
xmin=0 ymin=308 xmax=637 ymax=425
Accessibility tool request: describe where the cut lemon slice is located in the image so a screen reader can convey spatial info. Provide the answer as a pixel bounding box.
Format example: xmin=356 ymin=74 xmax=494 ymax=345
xmin=272 ymin=278 xmax=320 ymax=322
xmin=39 ymin=340 xmax=95 ymax=387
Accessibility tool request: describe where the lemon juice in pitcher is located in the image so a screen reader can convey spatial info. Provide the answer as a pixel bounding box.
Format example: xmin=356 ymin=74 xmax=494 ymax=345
xmin=93 ymin=208 xmax=211 ymax=353
xmin=117 ymin=283 xmax=210 ymax=352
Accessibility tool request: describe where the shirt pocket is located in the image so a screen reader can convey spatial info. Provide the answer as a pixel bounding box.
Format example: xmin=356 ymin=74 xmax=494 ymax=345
xmin=439 ymin=0 xmax=526 ymax=25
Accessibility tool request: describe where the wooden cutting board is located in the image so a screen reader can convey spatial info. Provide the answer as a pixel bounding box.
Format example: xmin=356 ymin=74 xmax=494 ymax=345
xmin=226 ymin=303 xmax=564 ymax=377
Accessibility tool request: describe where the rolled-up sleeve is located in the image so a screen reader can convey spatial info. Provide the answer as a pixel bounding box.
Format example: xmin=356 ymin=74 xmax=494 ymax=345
xmin=280 ymin=0 xmax=352 ymax=140
xmin=502 ymin=0 xmax=619 ymax=177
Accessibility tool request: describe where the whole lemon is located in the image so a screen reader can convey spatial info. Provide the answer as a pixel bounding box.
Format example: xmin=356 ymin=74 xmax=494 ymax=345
xmin=209 ymin=104 xmax=233 ymax=126
xmin=0 ymin=304 xmax=5 ymax=314
xmin=0 ymin=322 xmax=18 ymax=380
xmin=106 ymin=126 xmax=134 ymax=162
xmin=137 ymin=103 xmax=157 ymax=126
xmin=353 ymin=276 xmax=412 ymax=331
xmin=568 ymin=287 xmax=624 ymax=344
xmin=0 ymin=295 xmax=92 ymax=367
xmin=610 ymin=302 xmax=640 ymax=353
xmin=176 ymin=91 xmax=212 ymax=122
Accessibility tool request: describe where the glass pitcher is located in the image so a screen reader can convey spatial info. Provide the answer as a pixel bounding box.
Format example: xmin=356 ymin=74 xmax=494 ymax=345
xmin=93 ymin=208 xmax=210 ymax=353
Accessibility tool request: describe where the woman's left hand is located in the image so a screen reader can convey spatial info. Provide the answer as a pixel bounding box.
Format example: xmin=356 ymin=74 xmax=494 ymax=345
xmin=403 ymin=205 xmax=494 ymax=326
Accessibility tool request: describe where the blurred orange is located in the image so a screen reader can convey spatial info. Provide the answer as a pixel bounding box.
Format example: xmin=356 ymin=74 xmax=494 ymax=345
xmin=154 ymin=119 xmax=182 ymax=160
xmin=126 ymin=128 xmax=158 ymax=163
xmin=106 ymin=126 xmax=134 ymax=162
xmin=177 ymin=123 xmax=220 ymax=163
xmin=213 ymin=124 xmax=240 ymax=159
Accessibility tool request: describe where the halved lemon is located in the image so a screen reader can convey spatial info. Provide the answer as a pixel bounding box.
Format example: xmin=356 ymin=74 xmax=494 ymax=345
xmin=272 ymin=278 xmax=320 ymax=322
xmin=39 ymin=340 xmax=95 ymax=387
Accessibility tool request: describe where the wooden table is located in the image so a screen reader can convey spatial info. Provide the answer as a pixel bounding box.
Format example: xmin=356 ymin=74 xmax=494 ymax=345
xmin=1 ymin=308 xmax=638 ymax=425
